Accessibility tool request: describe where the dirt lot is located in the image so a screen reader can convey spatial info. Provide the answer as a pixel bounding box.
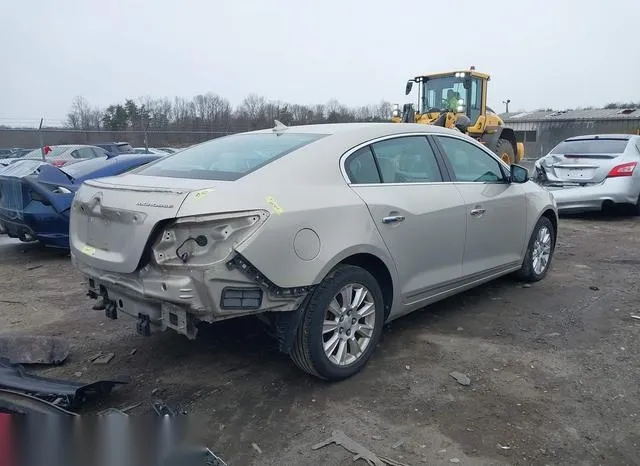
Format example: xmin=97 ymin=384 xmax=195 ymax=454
xmin=1 ymin=214 xmax=639 ymax=466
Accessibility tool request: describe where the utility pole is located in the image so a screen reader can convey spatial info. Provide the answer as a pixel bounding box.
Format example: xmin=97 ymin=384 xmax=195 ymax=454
xmin=38 ymin=118 xmax=45 ymax=161
xmin=502 ymin=99 xmax=511 ymax=114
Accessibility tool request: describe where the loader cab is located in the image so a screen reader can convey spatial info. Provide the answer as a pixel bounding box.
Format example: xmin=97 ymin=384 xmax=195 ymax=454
xmin=404 ymin=70 xmax=488 ymax=126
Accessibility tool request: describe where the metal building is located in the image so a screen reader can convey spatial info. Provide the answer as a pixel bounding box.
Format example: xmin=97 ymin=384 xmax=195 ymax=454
xmin=501 ymin=108 xmax=640 ymax=159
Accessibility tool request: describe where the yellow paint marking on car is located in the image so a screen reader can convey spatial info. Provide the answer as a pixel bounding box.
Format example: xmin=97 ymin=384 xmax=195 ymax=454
xmin=81 ymin=245 xmax=96 ymax=256
xmin=265 ymin=196 xmax=284 ymax=215
xmin=193 ymin=189 xmax=215 ymax=201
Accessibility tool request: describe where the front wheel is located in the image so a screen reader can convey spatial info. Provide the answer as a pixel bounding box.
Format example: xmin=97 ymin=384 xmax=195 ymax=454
xmin=516 ymin=217 xmax=555 ymax=282
xmin=290 ymin=265 xmax=385 ymax=380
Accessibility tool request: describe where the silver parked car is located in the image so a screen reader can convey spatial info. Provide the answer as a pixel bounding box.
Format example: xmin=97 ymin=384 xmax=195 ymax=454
xmin=69 ymin=123 xmax=558 ymax=380
xmin=533 ymin=134 xmax=640 ymax=214
xmin=17 ymin=145 xmax=109 ymax=168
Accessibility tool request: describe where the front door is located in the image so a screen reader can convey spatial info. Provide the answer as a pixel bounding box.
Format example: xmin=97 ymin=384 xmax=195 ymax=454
xmin=345 ymin=135 xmax=467 ymax=307
xmin=433 ymin=135 xmax=527 ymax=278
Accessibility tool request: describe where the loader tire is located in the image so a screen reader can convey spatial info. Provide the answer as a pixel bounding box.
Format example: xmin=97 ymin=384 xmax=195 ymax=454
xmin=496 ymin=138 xmax=515 ymax=164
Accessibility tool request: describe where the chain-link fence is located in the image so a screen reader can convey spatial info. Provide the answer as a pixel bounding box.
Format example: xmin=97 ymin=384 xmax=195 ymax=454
xmin=0 ymin=128 xmax=237 ymax=150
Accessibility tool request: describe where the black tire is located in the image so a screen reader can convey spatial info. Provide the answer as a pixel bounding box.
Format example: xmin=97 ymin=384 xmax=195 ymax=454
xmin=495 ymin=138 xmax=516 ymax=164
xmin=290 ymin=265 xmax=385 ymax=380
xmin=625 ymin=194 xmax=640 ymax=216
xmin=516 ymin=216 xmax=555 ymax=282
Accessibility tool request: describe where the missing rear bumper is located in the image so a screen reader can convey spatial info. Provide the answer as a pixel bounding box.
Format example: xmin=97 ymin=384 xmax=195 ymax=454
xmin=80 ymin=252 xmax=313 ymax=340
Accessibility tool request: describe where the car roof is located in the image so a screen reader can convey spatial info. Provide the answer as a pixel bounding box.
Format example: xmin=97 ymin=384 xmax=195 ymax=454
xmin=565 ymin=134 xmax=635 ymax=141
xmin=248 ymin=122 xmax=466 ymax=138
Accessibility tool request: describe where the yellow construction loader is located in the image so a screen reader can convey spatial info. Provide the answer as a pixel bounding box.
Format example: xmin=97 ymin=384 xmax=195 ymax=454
xmin=391 ymin=67 xmax=524 ymax=163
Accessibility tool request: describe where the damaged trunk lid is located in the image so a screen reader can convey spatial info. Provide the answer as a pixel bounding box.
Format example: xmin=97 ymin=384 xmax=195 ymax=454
xmin=69 ymin=175 xmax=224 ymax=274
xmin=540 ymin=138 xmax=629 ymax=185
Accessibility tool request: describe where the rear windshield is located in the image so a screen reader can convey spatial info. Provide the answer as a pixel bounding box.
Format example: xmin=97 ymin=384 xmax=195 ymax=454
xmin=0 ymin=160 xmax=48 ymax=177
xmin=23 ymin=147 xmax=68 ymax=159
xmin=551 ymin=139 xmax=629 ymax=155
xmin=61 ymin=156 xmax=109 ymax=179
xmin=116 ymin=143 xmax=134 ymax=153
xmin=137 ymin=133 xmax=327 ymax=181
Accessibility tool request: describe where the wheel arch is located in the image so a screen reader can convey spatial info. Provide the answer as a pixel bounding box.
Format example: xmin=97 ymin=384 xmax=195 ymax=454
xmin=337 ymin=253 xmax=394 ymax=321
xmin=539 ymin=208 xmax=558 ymax=246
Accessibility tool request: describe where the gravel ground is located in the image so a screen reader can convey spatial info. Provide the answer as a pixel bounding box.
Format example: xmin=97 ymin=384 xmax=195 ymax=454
xmin=0 ymin=213 xmax=639 ymax=466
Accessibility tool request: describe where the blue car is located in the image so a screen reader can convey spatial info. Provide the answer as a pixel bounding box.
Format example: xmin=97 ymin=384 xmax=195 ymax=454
xmin=0 ymin=154 xmax=162 ymax=248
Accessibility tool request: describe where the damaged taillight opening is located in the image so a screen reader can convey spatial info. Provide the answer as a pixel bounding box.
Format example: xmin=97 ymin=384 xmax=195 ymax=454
xmin=607 ymin=161 xmax=637 ymax=178
xmin=151 ymin=210 xmax=270 ymax=266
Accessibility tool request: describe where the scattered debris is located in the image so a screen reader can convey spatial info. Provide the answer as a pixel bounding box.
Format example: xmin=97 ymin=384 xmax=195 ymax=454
xmin=313 ymin=430 xmax=397 ymax=466
xmin=151 ymin=399 xmax=175 ymax=416
xmin=522 ymin=284 xmax=532 ymax=288
xmin=391 ymin=440 xmax=405 ymax=449
xmin=378 ymin=456 xmax=410 ymax=466
xmin=449 ymin=371 xmax=471 ymax=386
xmin=74 ymin=372 xmax=82 ymax=377
xmin=497 ymin=443 xmax=511 ymax=450
xmin=545 ymin=332 xmax=561 ymax=337
xmin=0 ymin=334 xmax=69 ymax=365
xmin=404 ymin=365 xmax=411 ymax=371
xmin=162 ymin=447 xmax=228 ymax=466
xmin=589 ymin=286 xmax=599 ymax=291
xmin=0 ymin=389 xmax=77 ymax=416
xmin=26 ymin=265 xmax=42 ymax=271
xmin=120 ymin=401 xmax=143 ymax=413
xmin=130 ymin=348 xmax=137 ymax=356
xmin=456 ymin=327 xmax=463 ymax=331
xmin=0 ymin=358 xmax=129 ymax=409
xmin=630 ymin=315 xmax=640 ymax=321
xmin=152 ymin=388 xmax=160 ymax=395
xmin=251 ymin=443 xmax=263 ymax=454
xmin=449 ymin=458 xmax=460 ymax=463
xmin=88 ymin=352 xmax=103 ymax=362
xmin=92 ymin=352 xmax=115 ymax=365
xmin=371 ymin=435 xmax=383 ymax=440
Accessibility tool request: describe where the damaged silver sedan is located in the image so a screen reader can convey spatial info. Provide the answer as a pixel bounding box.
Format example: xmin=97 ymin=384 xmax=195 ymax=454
xmin=70 ymin=122 xmax=558 ymax=380
xmin=533 ymin=134 xmax=640 ymax=214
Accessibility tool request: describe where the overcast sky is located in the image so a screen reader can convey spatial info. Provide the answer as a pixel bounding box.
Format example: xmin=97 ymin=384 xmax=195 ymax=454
xmin=1 ymin=0 xmax=638 ymax=126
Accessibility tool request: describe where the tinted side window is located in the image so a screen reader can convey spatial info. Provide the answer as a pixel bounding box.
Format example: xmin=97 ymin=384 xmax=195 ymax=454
xmin=345 ymin=146 xmax=380 ymax=184
xmin=436 ymin=136 xmax=505 ymax=183
xmin=371 ymin=136 xmax=443 ymax=183
xmin=91 ymin=147 xmax=107 ymax=157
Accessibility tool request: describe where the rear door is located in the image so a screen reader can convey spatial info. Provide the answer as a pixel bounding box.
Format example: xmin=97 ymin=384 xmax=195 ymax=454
xmin=345 ymin=135 xmax=466 ymax=306
xmin=542 ymin=138 xmax=631 ymax=184
xmin=433 ymin=134 xmax=527 ymax=278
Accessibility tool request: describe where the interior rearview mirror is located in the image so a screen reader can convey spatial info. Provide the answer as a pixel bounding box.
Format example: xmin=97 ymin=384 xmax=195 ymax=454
xmin=405 ymin=81 xmax=413 ymax=95
xmin=510 ymin=164 xmax=529 ymax=183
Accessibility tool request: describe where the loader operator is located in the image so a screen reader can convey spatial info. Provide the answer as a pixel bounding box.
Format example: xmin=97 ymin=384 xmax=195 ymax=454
xmin=445 ymin=90 xmax=461 ymax=112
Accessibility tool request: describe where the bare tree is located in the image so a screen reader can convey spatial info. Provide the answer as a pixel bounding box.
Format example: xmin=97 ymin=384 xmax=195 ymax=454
xmin=65 ymin=96 xmax=102 ymax=129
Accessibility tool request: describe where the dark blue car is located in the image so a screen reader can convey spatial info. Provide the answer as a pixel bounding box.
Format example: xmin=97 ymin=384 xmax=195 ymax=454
xmin=0 ymin=154 xmax=162 ymax=248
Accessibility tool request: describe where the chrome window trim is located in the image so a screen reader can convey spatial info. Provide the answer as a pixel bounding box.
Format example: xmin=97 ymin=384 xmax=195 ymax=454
xmin=339 ymin=132 xmax=452 ymax=186
xmin=432 ymin=133 xmax=512 ymax=183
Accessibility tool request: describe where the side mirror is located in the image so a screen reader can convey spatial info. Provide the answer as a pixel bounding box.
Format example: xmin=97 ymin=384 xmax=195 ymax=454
xmin=510 ymin=164 xmax=529 ymax=183
xmin=405 ymin=81 xmax=413 ymax=95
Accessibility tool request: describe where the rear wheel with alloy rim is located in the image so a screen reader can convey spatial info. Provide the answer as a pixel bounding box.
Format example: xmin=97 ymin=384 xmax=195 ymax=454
xmin=290 ymin=265 xmax=385 ymax=380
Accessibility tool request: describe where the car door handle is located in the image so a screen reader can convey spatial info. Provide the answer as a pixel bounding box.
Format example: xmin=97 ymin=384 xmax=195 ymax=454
xmin=470 ymin=208 xmax=486 ymax=217
xmin=382 ymin=215 xmax=405 ymax=224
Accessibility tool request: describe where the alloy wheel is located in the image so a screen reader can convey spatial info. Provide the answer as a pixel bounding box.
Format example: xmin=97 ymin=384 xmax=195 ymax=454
xmin=322 ymin=283 xmax=376 ymax=366
xmin=532 ymin=226 xmax=552 ymax=275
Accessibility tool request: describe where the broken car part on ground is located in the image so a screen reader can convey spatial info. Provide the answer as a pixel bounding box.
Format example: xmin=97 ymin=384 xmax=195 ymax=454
xmin=0 ymin=358 xmax=129 ymax=409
